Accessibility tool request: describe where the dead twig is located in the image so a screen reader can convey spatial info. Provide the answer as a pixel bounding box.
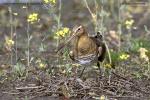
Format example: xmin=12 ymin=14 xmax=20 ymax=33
xmin=15 ymin=86 xmax=44 ymax=90
xmin=2 ymin=91 xmax=20 ymax=95
xmin=109 ymin=95 xmax=140 ymax=99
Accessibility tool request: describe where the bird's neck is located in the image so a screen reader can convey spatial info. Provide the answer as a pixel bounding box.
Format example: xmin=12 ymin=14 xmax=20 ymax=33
xmin=79 ymin=32 xmax=88 ymax=38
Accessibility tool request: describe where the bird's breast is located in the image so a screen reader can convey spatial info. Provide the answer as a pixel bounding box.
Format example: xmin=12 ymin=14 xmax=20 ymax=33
xmin=77 ymin=36 xmax=97 ymax=56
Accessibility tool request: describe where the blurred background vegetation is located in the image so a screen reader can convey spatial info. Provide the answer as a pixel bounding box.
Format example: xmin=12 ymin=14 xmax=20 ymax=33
xmin=0 ymin=0 xmax=150 ymax=99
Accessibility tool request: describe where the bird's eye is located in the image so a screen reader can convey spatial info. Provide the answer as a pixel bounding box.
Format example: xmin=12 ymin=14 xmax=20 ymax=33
xmin=77 ymin=28 xmax=81 ymax=31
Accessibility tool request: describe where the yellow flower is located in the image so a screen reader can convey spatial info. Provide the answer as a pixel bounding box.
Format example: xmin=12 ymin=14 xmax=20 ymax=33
xmin=56 ymin=31 xmax=64 ymax=37
xmin=138 ymin=48 xmax=149 ymax=61
xmin=119 ymin=53 xmax=130 ymax=60
xmin=104 ymin=63 xmax=112 ymax=68
xmin=27 ymin=13 xmax=39 ymax=24
xmin=43 ymin=0 xmax=56 ymax=4
xmin=125 ymin=19 xmax=134 ymax=29
xmin=125 ymin=19 xmax=134 ymax=25
xmin=22 ymin=6 xmax=27 ymax=9
xmin=59 ymin=30 xmax=64 ymax=36
xmin=63 ymin=27 xmax=70 ymax=33
xmin=43 ymin=0 xmax=49 ymax=3
xmin=39 ymin=63 xmax=47 ymax=69
xmin=55 ymin=27 xmax=70 ymax=38
xmin=36 ymin=59 xmax=47 ymax=69
xmin=13 ymin=13 xmax=18 ymax=16
xmin=100 ymin=95 xmax=105 ymax=100
xmin=5 ymin=36 xmax=14 ymax=48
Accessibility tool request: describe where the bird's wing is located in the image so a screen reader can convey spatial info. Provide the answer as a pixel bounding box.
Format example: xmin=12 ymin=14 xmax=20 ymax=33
xmin=90 ymin=36 xmax=101 ymax=47
xmin=98 ymin=43 xmax=106 ymax=62
xmin=90 ymin=35 xmax=106 ymax=62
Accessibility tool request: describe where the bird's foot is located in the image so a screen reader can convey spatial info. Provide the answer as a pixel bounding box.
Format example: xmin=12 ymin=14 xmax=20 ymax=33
xmin=79 ymin=66 xmax=86 ymax=78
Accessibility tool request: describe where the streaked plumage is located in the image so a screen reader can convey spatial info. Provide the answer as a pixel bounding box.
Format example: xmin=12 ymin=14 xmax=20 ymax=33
xmin=57 ymin=25 xmax=106 ymax=76
xmin=69 ymin=26 xmax=106 ymax=66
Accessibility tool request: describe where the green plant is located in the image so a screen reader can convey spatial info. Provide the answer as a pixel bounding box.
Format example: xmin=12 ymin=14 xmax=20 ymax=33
xmin=13 ymin=63 xmax=26 ymax=77
xmin=38 ymin=43 xmax=47 ymax=52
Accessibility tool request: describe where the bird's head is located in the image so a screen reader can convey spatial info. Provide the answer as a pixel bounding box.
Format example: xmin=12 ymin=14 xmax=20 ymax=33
xmin=71 ymin=25 xmax=85 ymax=37
xmin=63 ymin=25 xmax=86 ymax=45
xmin=56 ymin=25 xmax=86 ymax=53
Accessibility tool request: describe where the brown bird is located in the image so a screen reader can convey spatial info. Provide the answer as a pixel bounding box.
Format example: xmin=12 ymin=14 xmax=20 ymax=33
xmin=57 ymin=25 xmax=106 ymax=77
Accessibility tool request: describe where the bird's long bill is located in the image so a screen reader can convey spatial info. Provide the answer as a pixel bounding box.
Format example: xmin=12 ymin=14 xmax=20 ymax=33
xmin=66 ymin=32 xmax=76 ymax=43
xmin=56 ymin=32 xmax=76 ymax=53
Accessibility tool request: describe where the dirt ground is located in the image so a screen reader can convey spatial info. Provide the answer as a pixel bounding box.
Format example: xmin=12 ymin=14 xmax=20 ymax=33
xmin=0 ymin=0 xmax=150 ymax=100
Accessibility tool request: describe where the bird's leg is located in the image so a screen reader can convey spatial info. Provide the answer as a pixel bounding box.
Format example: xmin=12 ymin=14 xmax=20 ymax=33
xmin=79 ymin=66 xmax=86 ymax=78
xmin=72 ymin=64 xmax=78 ymax=80
xmin=97 ymin=62 xmax=102 ymax=78
xmin=108 ymin=69 xmax=112 ymax=85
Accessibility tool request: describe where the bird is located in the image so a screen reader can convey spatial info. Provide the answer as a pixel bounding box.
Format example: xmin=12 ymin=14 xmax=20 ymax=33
xmin=57 ymin=25 xmax=106 ymax=77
